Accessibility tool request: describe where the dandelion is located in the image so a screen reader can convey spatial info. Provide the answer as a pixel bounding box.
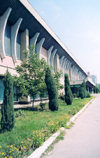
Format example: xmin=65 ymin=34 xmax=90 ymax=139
xmin=2 ymin=152 xmax=5 ymax=155
xmin=0 ymin=146 xmax=2 ymax=148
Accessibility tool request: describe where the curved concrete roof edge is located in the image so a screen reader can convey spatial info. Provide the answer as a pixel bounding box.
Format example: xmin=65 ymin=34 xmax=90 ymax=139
xmin=19 ymin=0 xmax=87 ymax=76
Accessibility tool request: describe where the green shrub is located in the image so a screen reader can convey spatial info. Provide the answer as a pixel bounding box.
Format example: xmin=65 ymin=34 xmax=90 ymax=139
xmin=1 ymin=71 xmax=14 ymax=131
xmin=45 ymin=67 xmax=59 ymax=111
xmin=64 ymin=74 xmax=73 ymax=105
xmin=40 ymin=103 xmax=45 ymax=111
xmin=79 ymin=81 xmax=86 ymax=99
xmin=59 ymin=94 xmax=65 ymax=100
xmin=85 ymin=91 xmax=90 ymax=98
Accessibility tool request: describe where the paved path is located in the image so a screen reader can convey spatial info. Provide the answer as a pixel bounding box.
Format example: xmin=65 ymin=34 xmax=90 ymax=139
xmin=43 ymin=95 xmax=100 ymax=158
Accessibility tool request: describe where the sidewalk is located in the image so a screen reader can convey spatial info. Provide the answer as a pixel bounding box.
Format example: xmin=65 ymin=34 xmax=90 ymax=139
xmin=43 ymin=94 xmax=100 ymax=158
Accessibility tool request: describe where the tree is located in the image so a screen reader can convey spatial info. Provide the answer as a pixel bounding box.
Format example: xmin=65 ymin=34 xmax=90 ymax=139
xmin=1 ymin=71 xmax=14 ymax=131
xmin=15 ymin=47 xmax=47 ymax=107
xmin=53 ymin=71 xmax=63 ymax=90
xmin=79 ymin=81 xmax=86 ymax=99
xmin=64 ymin=73 xmax=73 ymax=105
xmin=45 ymin=67 xmax=59 ymax=111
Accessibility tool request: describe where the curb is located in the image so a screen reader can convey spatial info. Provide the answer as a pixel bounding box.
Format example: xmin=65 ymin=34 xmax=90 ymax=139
xmin=28 ymin=98 xmax=95 ymax=158
xmin=67 ymin=98 xmax=94 ymax=125
xmin=28 ymin=127 xmax=65 ymax=158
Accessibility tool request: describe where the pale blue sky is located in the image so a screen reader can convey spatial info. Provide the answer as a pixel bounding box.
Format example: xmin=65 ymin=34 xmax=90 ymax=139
xmin=29 ymin=0 xmax=100 ymax=83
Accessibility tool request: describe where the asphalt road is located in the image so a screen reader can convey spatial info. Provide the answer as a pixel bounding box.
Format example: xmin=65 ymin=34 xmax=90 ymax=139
xmin=43 ymin=94 xmax=100 ymax=158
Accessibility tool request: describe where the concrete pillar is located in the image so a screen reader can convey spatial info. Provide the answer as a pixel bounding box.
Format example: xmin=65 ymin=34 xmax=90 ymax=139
xmin=30 ymin=32 xmax=40 ymax=47
xmin=11 ymin=18 xmax=23 ymax=62
xmin=47 ymin=46 xmax=54 ymax=65
xmin=36 ymin=38 xmax=45 ymax=59
xmin=0 ymin=8 xmax=12 ymax=59
xmin=50 ymin=49 xmax=57 ymax=67
xmin=21 ymin=29 xmax=29 ymax=60
xmin=69 ymin=64 xmax=73 ymax=81
xmin=54 ymin=54 xmax=60 ymax=72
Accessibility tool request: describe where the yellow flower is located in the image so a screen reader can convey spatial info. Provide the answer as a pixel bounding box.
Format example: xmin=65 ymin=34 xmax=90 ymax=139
xmin=2 ymin=152 xmax=5 ymax=155
xmin=23 ymin=146 xmax=26 ymax=149
xmin=5 ymin=156 xmax=7 ymax=158
xmin=10 ymin=157 xmax=12 ymax=158
xmin=10 ymin=145 xmax=13 ymax=148
xmin=21 ymin=141 xmax=23 ymax=143
xmin=0 ymin=146 xmax=1 ymax=148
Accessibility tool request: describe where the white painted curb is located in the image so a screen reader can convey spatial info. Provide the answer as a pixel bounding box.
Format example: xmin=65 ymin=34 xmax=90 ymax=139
xmin=28 ymin=98 xmax=95 ymax=158
xmin=28 ymin=127 xmax=65 ymax=158
xmin=67 ymin=98 xmax=94 ymax=125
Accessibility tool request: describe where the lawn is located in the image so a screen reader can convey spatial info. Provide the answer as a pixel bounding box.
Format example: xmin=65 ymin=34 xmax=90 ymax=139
xmin=0 ymin=97 xmax=92 ymax=158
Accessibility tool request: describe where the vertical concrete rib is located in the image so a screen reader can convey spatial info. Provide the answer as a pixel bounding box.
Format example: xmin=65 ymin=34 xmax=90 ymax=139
xmin=47 ymin=46 xmax=54 ymax=65
xmin=36 ymin=38 xmax=45 ymax=59
xmin=0 ymin=8 xmax=12 ymax=59
xmin=30 ymin=32 xmax=40 ymax=47
xmin=21 ymin=29 xmax=29 ymax=60
xmin=60 ymin=56 xmax=65 ymax=68
xmin=50 ymin=49 xmax=57 ymax=67
xmin=11 ymin=18 xmax=23 ymax=63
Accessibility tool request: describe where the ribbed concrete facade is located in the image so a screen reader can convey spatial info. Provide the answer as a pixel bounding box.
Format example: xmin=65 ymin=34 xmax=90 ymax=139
xmin=0 ymin=0 xmax=94 ymax=103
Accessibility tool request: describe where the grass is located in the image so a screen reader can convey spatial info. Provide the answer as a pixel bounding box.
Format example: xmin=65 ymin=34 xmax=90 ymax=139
xmin=0 ymin=97 xmax=92 ymax=157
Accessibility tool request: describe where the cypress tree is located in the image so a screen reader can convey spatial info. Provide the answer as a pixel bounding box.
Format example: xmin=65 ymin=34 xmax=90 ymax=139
xmin=79 ymin=81 xmax=86 ymax=99
xmin=45 ymin=67 xmax=59 ymax=111
xmin=1 ymin=71 xmax=14 ymax=131
xmin=65 ymin=73 xmax=73 ymax=105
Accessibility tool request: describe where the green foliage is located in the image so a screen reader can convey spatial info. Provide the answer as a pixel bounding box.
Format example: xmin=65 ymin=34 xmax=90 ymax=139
xmin=64 ymin=74 xmax=73 ymax=105
xmin=0 ymin=97 xmax=92 ymax=157
xmin=1 ymin=71 xmax=14 ymax=131
xmin=93 ymin=86 xmax=100 ymax=93
xmin=45 ymin=67 xmax=59 ymax=111
xmin=15 ymin=47 xmax=47 ymax=105
xmin=54 ymin=71 xmax=63 ymax=90
xmin=79 ymin=81 xmax=87 ymax=99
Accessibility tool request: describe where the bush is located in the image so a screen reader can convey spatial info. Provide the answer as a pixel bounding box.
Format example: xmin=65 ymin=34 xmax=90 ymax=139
xmin=85 ymin=91 xmax=90 ymax=98
xmin=45 ymin=67 xmax=59 ymax=111
xmin=64 ymin=74 xmax=73 ymax=105
xmin=1 ymin=71 xmax=15 ymax=131
xmin=59 ymin=94 xmax=65 ymax=100
xmin=79 ymin=81 xmax=87 ymax=99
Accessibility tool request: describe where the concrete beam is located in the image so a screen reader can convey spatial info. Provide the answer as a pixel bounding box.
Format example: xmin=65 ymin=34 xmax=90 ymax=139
xmin=36 ymin=38 xmax=45 ymax=59
xmin=0 ymin=8 xmax=12 ymax=59
xmin=11 ymin=18 xmax=23 ymax=63
xmin=47 ymin=46 xmax=54 ymax=65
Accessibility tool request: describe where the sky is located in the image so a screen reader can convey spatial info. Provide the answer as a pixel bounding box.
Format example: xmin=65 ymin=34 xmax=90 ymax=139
xmin=29 ymin=0 xmax=100 ymax=83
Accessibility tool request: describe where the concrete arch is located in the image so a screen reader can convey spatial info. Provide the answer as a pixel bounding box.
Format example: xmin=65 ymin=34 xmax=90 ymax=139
xmin=47 ymin=46 xmax=54 ymax=65
xmin=11 ymin=18 xmax=23 ymax=62
xmin=36 ymin=38 xmax=45 ymax=59
xmin=30 ymin=32 xmax=40 ymax=47
xmin=60 ymin=56 xmax=65 ymax=68
xmin=0 ymin=8 xmax=12 ymax=59
xmin=50 ymin=49 xmax=57 ymax=67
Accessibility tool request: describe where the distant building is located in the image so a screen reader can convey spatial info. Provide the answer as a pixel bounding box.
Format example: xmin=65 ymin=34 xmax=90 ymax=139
xmin=91 ymin=75 xmax=97 ymax=85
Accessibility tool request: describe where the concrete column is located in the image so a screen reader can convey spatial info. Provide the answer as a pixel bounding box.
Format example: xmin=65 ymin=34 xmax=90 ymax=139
xmin=54 ymin=54 xmax=60 ymax=72
xmin=50 ymin=49 xmax=57 ymax=67
xmin=69 ymin=64 xmax=73 ymax=81
xmin=21 ymin=29 xmax=29 ymax=60
xmin=0 ymin=8 xmax=12 ymax=59
xmin=47 ymin=46 xmax=54 ymax=65
xmin=36 ymin=38 xmax=45 ymax=59
xmin=30 ymin=32 xmax=40 ymax=47
xmin=11 ymin=18 xmax=23 ymax=62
